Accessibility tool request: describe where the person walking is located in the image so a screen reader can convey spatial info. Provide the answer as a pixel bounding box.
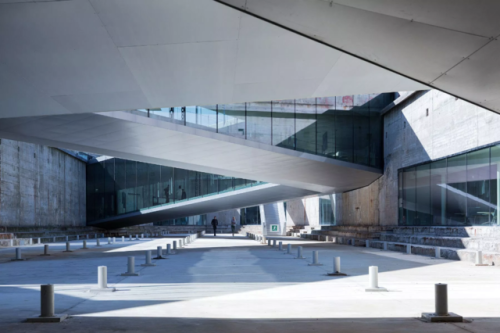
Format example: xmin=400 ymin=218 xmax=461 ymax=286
xmin=211 ymin=216 xmax=218 ymax=236
xmin=231 ymin=216 xmax=236 ymax=237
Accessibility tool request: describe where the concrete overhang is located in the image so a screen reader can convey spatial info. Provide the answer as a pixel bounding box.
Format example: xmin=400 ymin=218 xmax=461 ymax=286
xmin=0 ymin=112 xmax=382 ymax=194
xmin=216 ymin=0 xmax=500 ymax=114
xmin=0 ymin=0 xmax=425 ymax=119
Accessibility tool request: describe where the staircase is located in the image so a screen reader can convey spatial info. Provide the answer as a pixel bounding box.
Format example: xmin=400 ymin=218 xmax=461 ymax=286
xmin=306 ymin=225 xmax=500 ymax=264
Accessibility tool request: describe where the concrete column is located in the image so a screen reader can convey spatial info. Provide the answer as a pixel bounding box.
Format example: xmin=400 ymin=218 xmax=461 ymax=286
xmin=98 ymin=266 xmax=107 ymax=289
xmin=435 ymin=283 xmax=448 ymax=316
xmin=40 ymin=284 xmax=55 ymax=318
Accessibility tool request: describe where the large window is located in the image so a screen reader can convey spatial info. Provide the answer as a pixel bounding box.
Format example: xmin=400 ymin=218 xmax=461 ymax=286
xmin=86 ymin=158 xmax=264 ymax=223
xmin=129 ymin=93 xmax=395 ymax=169
xmin=319 ymin=196 xmax=335 ymax=225
xmin=399 ymin=144 xmax=500 ymax=226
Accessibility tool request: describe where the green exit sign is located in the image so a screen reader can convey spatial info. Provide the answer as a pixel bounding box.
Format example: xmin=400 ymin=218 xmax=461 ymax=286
xmin=270 ymin=225 xmax=279 ymax=232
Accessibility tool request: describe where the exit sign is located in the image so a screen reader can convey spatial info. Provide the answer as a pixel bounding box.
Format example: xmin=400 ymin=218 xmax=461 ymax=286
xmin=270 ymin=224 xmax=279 ymax=232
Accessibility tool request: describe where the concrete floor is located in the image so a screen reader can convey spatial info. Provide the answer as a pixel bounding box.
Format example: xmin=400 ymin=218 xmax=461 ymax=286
xmin=1 ymin=234 xmax=500 ymax=332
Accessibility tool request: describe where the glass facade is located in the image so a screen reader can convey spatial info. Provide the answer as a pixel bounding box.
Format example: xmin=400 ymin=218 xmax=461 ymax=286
xmin=319 ymin=195 xmax=335 ymax=225
xmin=399 ymin=144 xmax=500 ymax=226
xmin=87 ymin=158 xmax=265 ymax=223
xmin=131 ymin=93 xmax=395 ymax=168
xmin=240 ymin=206 xmax=261 ymax=225
xmin=153 ymin=215 xmax=207 ymax=226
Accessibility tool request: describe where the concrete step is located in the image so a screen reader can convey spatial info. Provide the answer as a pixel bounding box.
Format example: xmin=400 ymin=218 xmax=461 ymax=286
xmin=391 ymin=226 xmax=500 ymax=238
xmin=312 ymin=230 xmax=381 ymax=239
xmin=381 ymin=233 xmax=500 ymax=252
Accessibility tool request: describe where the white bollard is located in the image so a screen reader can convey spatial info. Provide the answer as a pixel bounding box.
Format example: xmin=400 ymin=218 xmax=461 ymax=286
xmin=108 ymin=237 xmax=111 ymax=245
xmin=121 ymin=257 xmax=139 ymax=276
xmin=179 ymin=239 xmax=183 ymax=248
xmin=383 ymin=242 xmax=388 ymax=251
xmin=327 ymin=257 xmax=347 ymax=276
xmin=166 ymin=244 xmax=172 ymax=255
xmin=365 ymin=266 xmax=387 ymax=292
xmin=112 ymin=237 xmax=116 ymax=244
xmin=135 ymin=234 xmax=139 ymax=240
xmin=129 ymin=235 xmax=132 ymax=241
xmin=475 ymin=250 xmax=487 ymax=266
xmin=41 ymin=244 xmax=50 ymax=256
xmin=286 ymin=244 xmax=292 ymax=254
xmin=98 ymin=267 xmax=107 ymax=288
xmin=154 ymin=246 xmax=166 ymax=259
xmin=406 ymin=244 xmax=411 ymax=254
xmin=65 ymin=236 xmax=68 ymax=242
xmin=82 ymin=240 xmax=88 ymax=249
xmin=53 ymin=237 xmax=56 ymax=243
xmin=421 ymin=283 xmax=463 ymax=322
xmin=38 ymin=237 xmax=41 ymax=244
xmin=295 ymin=246 xmax=305 ymax=259
xmin=122 ymin=236 xmax=125 ymax=242
xmin=141 ymin=250 xmax=156 ymax=267
xmin=141 ymin=234 xmax=144 ymax=239
xmin=63 ymin=242 xmax=72 ymax=252
xmin=96 ymin=238 xmax=101 ymax=247
xmin=308 ymin=250 xmax=323 ymax=266
xmin=173 ymin=241 xmax=177 ymax=251
xmin=76 ymin=235 xmax=79 ymax=241
xmin=366 ymin=240 xmax=370 ymax=248
xmin=12 ymin=248 xmax=24 ymax=261
xmin=435 ymin=247 xmax=441 ymax=259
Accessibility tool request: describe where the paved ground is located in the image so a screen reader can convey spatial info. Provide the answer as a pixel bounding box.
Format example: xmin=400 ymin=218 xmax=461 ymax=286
xmin=1 ymin=234 xmax=500 ymax=332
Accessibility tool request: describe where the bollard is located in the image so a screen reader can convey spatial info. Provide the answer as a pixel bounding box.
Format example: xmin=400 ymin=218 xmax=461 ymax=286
xmin=121 ymin=257 xmax=140 ymax=276
xmin=12 ymin=248 xmax=27 ymax=261
xmin=40 ymin=244 xmax=50 ymax=256
xmin=351 ymin=238 xmax=355 ymax=246
xmin=435 ymin=247 xmax=441 ymax=259
xmin=366 ymin=240 xmax=370 ymax=248
xmin=82 ymin=240 xmax=88 ymax=249
xmin=328 ymin=257 xmax=347 ymax=276
xmin=475 ymin=250 xmax=488 ymax=266
xmin=383 ymin=242 xmax=388 ymax=251
xmin=108 ymin=237 xmax=111 ymax=245
xmin=65 ymin=236 xmax=68 ymax=242
xmin=173 ymin=241 xmax=177 ymax=251
xmin=406 ymin=244 xmax=411 ymax=255
xmin=167 ymin=244 xmax=175 ymax=255
xmin=141 ymin=234 xmax=144 ymax=239
xmin=272 ymin=239 xmax=276 ymax=247
xmin=141 ymin=250 xmax=156 ymax=267
xmin=63 ymin=242 xmax=72 ymax=252
xmin=129 ymin=235 xmax=132 ymax=241
xmin=295 ymin=246 xmax=305 ymax=259
xmin=96 ymin=238 xmax=101 ymax=247
xmin=86 ymin=234 xmax=89 ymax=240
xmin=135 ymin=234 xmax=139 ymax=240
xmin=113 ymin=237 xmax=116 ymax=244
xmin=90 ymin=266 xmax=116 ymax=292
xmin=422 ymin=283 xmax=463 ymax=322
xmin=53 ymin=237 xmax=56 ymax=243
xmin=122 ymin=236 xmax=125 ymax=242
xmin=278 ymin=241 xmax=283 ymax=251
xmin=38 ymin=237 xmax=41 ymax=244
xmin=308 ymin=250 xmax=323 ymax=266
xmin=154 ymin=246 xmax=166 ymax=259
xmin=365 ymin=266 xmax=387 ymax=291
xmin=179 ymin=239 xmax=183 ymax=248
xmin=76 ymin=235 xmax=79 ymax=241
xmin=267 ymin=239 xmax=271 ymax=246
xmin=286 ymin=244 xmax=292 ymax=254
xmin=26 ymin=284 xmax=68 ymax=322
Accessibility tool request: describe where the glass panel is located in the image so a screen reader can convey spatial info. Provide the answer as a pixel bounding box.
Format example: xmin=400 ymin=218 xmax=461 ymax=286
xmin=125 ymin=160 xmax=137 ymax=213
xmin=334 ymin=96 xmax=354 ymax=163
xmin=246 ymin=102 xmax=272 ymax=144
xmin=234 ymin=178 xmax=247 ymax=190
xmin=218 ymin=103 xmax=246 ymax=138
xmin=296 ymin=98 xmax=317 ymax=154
xmin=104 ymin=159 xmax=115 ymax=218
xmin=242 ymin=206 xmax=261 ymax=225
xmin=466 ymin=148 xmax=490 ymax=225
xmin=415 ymin=164 xmax=431 ymax=225
xmin=185 ymin=106 xmax=217 ymax=132
xmin=369 ymin=94 xmax=386 ymax=168
xmin=115 ymin=159 xmax=127 ymax=215
xmin=161 ymin=166 xmax=174 ymax=204
xmin=402 ymin=167 xmax=416 ymax=225
xmin=136 ymin=162 xmax=148 ymax=210
xmin=147 ymin=164 xmax=161 ymax=207
xmin=174 ymin=168 xmax=188 ymax=202
xmin=218 ymin=176 xmax=233 ymax=193
xmin=398 ymin=170 xmax=403 ymax=224
xmin=316 ymin=97 xmax=335 ymax=158
xmin=447 ymin=154 xmax=467 ymax=225
xmin=491 ymin=145 xmax=500 ymax=226
xmin=352 ymin=96 xmax=371 ymax=166
xmin=430 ymin=159 xmax=447 ymax=225
xmin=207 ymin=174 xmax=218 ymax=195
xmin=272 ymin=99 xmax=295 ymax=149
xmin=319 ymin=196 xmax=335 ymax=225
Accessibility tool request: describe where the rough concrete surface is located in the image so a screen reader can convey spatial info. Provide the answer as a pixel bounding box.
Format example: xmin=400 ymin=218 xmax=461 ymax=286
xmin=1 ymin=235 xmax=500 ymax=332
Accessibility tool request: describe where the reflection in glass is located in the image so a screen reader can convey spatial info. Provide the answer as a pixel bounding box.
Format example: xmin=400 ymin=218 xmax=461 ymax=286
xmin=319 ymin=196 xmax=335 ymax=225
xmin=218 ymin=104 xmax=246 ymax=138
xmin=491 ymin=145 xmax=500 ymax=225
xmin=247 ymin=102 xmax=272 ymax=145
xmin=296 ymin=98 xmax=317 ymax=154
xmin=272 ymin=100 xmax=295 ymax=149
xmin=430 ymin=159 xmax=447 ymax=225
xmin=415 ymin=164 xmax=431 ymax=225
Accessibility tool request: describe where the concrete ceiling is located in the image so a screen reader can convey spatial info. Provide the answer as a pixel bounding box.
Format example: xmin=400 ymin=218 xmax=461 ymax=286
xmin=216 ymin=0 xmax=500 ymax=114
xmin=0 ymin=111 xmax=382 ymax=194
xmin=0 ymin=0 xmax=425 ymax=119
xmin=88 ymin=183 xmax=316 ymax=229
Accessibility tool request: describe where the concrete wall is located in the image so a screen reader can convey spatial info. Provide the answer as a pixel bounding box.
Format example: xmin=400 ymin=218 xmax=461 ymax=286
xmin=337 ymin=90 xmax=500 ymax=226
xmin=285 ymin=197 xmax=320 ymax=226
xmin=0 ymin=139 xmax=86 ymax=227
xmin=205 ymin=208 xmax=240 ymax=226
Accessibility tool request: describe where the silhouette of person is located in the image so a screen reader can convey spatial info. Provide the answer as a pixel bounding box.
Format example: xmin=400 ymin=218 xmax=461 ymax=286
xmin=181 ymin=189 xmax=187 ymax=200
xmin=164 ymin=185 xmax=170 ymax=203
xmin=211 ymin=216 xmax=218 ymax=236
xmin=177 ymin=185 xmax=182 ymax=201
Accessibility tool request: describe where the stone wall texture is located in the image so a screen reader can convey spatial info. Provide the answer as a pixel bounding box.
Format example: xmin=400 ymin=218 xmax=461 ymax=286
xmin=338 ymin=90 xmax=500 ymax=226
xmin=0 ymin=139 xmax=86 ymax=227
